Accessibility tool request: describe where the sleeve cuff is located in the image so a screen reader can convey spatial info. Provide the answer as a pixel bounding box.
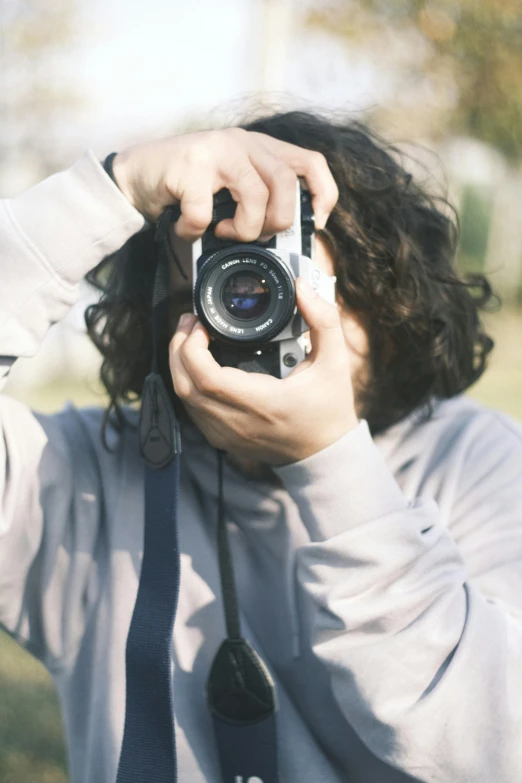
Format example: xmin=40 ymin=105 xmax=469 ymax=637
xmin=273 ymin=420 xmax=409 ymax=541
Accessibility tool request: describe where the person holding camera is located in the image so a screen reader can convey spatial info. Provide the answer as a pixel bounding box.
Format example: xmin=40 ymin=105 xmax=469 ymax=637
xmin=1 ymin=112 xmax=521 ymax=783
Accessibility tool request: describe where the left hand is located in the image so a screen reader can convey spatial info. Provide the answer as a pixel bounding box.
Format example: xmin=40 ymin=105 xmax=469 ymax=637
xmin=169 ymin=278 xmax=359 ymax=466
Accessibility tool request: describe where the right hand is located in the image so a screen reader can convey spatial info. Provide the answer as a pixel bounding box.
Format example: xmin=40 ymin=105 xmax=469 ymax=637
xmin=111 ymin=129 xmax=339 ymax=240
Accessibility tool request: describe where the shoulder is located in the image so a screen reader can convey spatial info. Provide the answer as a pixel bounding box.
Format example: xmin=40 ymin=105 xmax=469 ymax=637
xmin=435 ymin=398 xmax=522 ymax=495
xmin=427 ymin=396 xmax=522 ymax=468
xmin=376 ymin=396 xmax=522 ymax=518
xmin=380 ymin=395 xmax=522 ymax=462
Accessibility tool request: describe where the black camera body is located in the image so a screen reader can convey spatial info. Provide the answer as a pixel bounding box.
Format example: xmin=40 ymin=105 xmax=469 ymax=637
xmin=191 ymin=184 xmax=336 ymax=378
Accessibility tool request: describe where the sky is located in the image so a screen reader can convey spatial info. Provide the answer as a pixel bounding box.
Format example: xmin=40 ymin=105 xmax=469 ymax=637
xmin=70 ymin=0 xmax=255 ymax=150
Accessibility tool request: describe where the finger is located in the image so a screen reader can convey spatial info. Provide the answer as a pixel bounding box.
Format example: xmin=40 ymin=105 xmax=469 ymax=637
xmin=295 ymin=278 xmax=347 ymax=365
xmin=181 ymin=321 xmax=275 ymax=404
xmin=252 ymin=133 xmax=339 ymax=229
xmin=169 ymin=314 xmax=201 ymax=400
xmin=170 ymin=317 xmax=248 ymax=426
xmin=180 ymin=321 xmax=246 ymax=401
xmin=175 ymin=177 xmax=214 ymax=240
xmin=215 ymin=159 xmax=269 ymax=242
xmin=247 ymin=143 xmax=297 ymax=235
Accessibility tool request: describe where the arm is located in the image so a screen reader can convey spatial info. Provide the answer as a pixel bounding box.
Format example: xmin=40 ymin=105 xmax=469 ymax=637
xmin=0 ymin=150 xmax=145 ymax=375
xmin=273 ymin=415 xmax=522 ymax=783
xmin=0 ymin=151 xmax=145 ymax=667
xmin=169 ymin=278 xmax=522 ymax=780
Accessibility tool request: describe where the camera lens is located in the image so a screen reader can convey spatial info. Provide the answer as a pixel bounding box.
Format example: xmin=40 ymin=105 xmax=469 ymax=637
xmin=221 ymin=271 xmax=270 ymax=321
xmin=194 ymin=245 xmax=296 ymax=345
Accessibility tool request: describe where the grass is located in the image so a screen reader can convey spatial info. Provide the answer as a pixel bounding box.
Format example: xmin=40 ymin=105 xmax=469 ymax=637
xmin=467 ymin=312 xmax=522 ymax=420
xmin=0 ymin=377 xmax=106 ymax=782
xmin=1 ymin=311 xmax=521 ymax=782
xmin=0 ymin=633 xmax=67 ymax=783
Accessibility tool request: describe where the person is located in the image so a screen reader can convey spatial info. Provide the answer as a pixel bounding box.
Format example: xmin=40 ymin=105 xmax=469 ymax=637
xmin=1 ymin=110 xmax=521 ymax=783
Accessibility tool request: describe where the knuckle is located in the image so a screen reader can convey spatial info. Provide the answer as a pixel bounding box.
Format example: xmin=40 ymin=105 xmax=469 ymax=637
xmin=175 ymin=223 xmax=196 ymax=240
xmin=268 ymin=213 xmax=292 ymax=233
xmin=276 ymin=160 xmax=296 ymax=183
xmin=222 ymin=128 xmax=249 ymax=156
xmin=173 ymin=377 xmax=191 ymax=400
xmin=241 ymin=193 xmax=265 ymax=214
xmin=227 ymin=127 xmax=248 ymax=140
xmin=195 ymin=374 xmax=218 ymax=396
xmin=309 ymin=149 xmax=328 ymax=170
xmin=269 ymin=207 xmax=295 ymax=232
xmin=183 ymin=142 xmax=211 ymax=168
xmin=264 ymin=159 xmax=293 ymax=187
xmin=183 ymin=190 xmax=208 ymax=207
xmin=183 ymin=207 xmax=210 ymax=231
xmin=234 ymin=161 xmax=255 ymax=182
xmin=180 ymin=191 xmax=211 ymax=229
xmin=254 ymin=182 xmax=270 ymax=204
xmin=235 ymin=223 xmax=262 ymax=242
xmin=238 ymin=166 xmax=267 ymax=195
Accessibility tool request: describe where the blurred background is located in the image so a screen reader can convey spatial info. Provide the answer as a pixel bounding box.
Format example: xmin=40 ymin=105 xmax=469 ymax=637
xmin=1 ymin=0 xmax=522 ymax=780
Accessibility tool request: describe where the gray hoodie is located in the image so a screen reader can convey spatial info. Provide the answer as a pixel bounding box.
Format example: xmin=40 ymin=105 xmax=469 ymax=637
xmin=1 ymin=152 xmax=522 ymax=783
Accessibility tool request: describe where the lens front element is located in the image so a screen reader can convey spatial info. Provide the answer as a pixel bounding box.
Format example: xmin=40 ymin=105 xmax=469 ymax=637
xmin=194 ymin=245 xmax=296 ymax=345
xmin=221 ymin=271 xmax=270 ymax=321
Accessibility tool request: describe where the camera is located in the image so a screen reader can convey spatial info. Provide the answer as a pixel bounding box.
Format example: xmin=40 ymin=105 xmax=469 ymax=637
xmin=191 ymin=183 xmax=336 ymax=378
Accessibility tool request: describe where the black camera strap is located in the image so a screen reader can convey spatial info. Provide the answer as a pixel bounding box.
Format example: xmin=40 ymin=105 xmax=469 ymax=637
xmin=116 ymin=237 xmax=182 ymax=783
xmin=207 ymin=450 xmax=279 ymax=783
xmin=116 ymin=211 xmax=280 ymax=783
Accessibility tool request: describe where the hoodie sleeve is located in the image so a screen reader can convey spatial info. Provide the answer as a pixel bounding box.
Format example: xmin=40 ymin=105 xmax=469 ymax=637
xmin=274 ymin=418 xmax=522 ymax=783
xmin=0 ymin=149 xmax=145 ymax=385
xmin=0 ymin=153 xmax=144 ymax=668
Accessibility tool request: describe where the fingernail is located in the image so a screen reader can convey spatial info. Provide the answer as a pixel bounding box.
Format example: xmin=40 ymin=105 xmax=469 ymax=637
xmin=297 ymin=278 xmax=317 ymax=299
xmin=314 ymin=212 xmax=329 ymax=231
xmin=178 ymin=313 xmax=192 ymax=328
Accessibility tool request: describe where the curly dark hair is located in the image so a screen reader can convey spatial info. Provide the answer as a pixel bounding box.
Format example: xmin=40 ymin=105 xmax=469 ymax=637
xmin=85 ymin=110 xmax=495 ymax=439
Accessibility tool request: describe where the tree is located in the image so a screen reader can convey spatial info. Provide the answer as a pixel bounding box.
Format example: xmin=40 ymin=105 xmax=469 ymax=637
xmin=306 ymin=0 xmax=522 ymax=160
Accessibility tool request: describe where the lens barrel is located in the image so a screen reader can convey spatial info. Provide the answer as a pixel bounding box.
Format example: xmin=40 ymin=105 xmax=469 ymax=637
xmin=194 ymin=245 xmax=296 ymax=345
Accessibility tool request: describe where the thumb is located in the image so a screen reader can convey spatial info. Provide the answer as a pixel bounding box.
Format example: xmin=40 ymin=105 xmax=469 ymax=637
xmin=295 ymin=278 xmax=346 ymax=364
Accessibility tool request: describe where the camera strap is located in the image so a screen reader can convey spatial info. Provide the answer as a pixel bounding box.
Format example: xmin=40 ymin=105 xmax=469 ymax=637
xmin=116 ymin=238 xmax=182 ymax=783
xmin=116 ymin=210 xmax=280 ymax=783
xmin=207 ymin=450 xmax=280 ymax=783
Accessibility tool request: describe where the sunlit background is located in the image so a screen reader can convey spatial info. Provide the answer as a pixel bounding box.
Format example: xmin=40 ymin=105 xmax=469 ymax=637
xmin=1 ymin=1 xmax=522 ymax=780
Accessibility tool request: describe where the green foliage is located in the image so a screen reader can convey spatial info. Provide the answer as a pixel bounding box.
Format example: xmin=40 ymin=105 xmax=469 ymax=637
xmin=457 ymin=184 xmax=493 ymax=274
xmin=306 ymin=0 xmax=522 ymax=159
